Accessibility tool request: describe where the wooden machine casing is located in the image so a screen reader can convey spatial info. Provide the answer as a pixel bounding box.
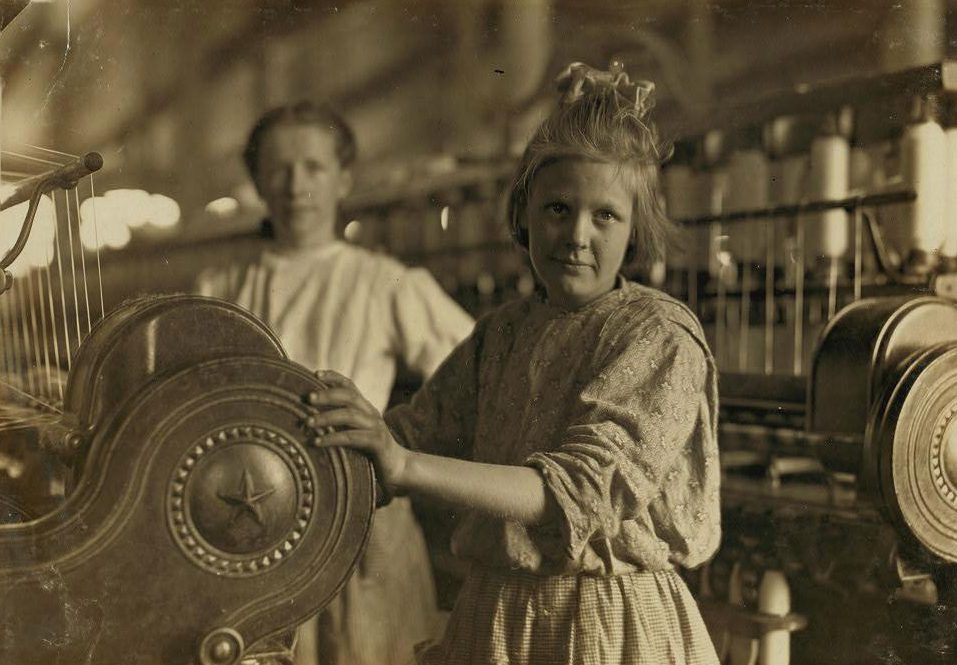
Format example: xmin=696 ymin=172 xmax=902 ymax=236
xmin=0 ymin=295 xmax=375 ymax=665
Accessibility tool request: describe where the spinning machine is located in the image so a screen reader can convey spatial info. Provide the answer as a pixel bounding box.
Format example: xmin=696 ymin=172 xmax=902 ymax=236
xmin=0 ymin=42 xmax=374 ymax=665
xmin=662 ymin=62 xmax=957 ymax=664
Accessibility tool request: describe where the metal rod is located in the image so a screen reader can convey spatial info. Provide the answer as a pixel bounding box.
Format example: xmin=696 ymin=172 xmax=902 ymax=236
xmin=764 ymin=221 xmax=776 ymax=374
xmin=4 ymin=278 xmax=24 ymax=385
xmin=13 ymin=280 xmax=35 ymax=396
xmin=0 ymin=287 xmax=12 ymax=378
xmin=16 ymin=143 xmax=79 ymax=158
xmin=794 ymin=216 xmax=805 ymax=376
xmin=679 ymin=189 xmax=916 ymax=227
xmin=853 ymin=206 xmax=863 ymax=301
xmin=0 ymin=376 xmax=63 ymax=414
xmin=739 ymin=264 xmax=751 ymax=371
xmin=30 ymin=269 xmax=52 ymax=396
xmin=0 ymin=416 xmax=61 ymax=433
xmin=0 ymin=152 xmax=103 ymax=212
xmin=0 ymin=189 xmax=46 ymax=273
xmin=688 ymin=263 xmax=698 ymax=316
xmin=63 ymin=190 xmax=83 ymax=346
xmin=717 ymin=268 xmax=727 ymax=371
xmin=827 ymin=259 xmax=839 ymax=320
xmin=1 ymin=151 xmax=62 ymax=166
xmin=89 ymin=174 xmax=105 ymax=319
xmin=53 ymin=197 xmax=73 ymax=370
xmin=24 ymin=270 xmax=44 ymax=396
xmin=43 ymin=247 xmax=63 ymax=402
xmin=71 ymin=189 xmax=92 ymax=334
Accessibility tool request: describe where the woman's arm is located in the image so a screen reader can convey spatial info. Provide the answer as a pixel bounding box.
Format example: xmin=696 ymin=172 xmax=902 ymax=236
xmin=389 ymin=267 xmax=475 ymax=378
xmin=305 ymin=370 xmax=556 ymax=526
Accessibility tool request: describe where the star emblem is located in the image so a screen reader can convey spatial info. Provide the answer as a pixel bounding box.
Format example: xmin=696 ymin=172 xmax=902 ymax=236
xmin=217 ymin=468 xmax=276 ymax=527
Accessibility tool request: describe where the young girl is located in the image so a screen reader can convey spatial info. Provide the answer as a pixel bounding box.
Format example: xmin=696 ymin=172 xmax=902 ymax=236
xmin=304 ymin=62 xmax=721 ymax=665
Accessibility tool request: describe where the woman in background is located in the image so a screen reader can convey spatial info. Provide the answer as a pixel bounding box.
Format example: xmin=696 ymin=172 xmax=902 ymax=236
xmin=198 ymin=101 xmax=474 ymax=665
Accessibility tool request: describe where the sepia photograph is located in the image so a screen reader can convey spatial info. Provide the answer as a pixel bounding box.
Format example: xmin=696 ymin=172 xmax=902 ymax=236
xmin=1 ymin=1 xmax=956 ymax=663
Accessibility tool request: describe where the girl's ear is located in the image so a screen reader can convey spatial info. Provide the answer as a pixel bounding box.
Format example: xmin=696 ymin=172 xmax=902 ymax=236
xmin=514 ymin=214 xmax=530 ymax=249
xmin=624 ymin=223 xmax=639 ymax=264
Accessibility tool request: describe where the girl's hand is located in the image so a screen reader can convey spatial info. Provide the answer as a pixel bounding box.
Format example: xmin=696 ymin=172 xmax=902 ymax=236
xmin=305 ymin=372 xmax=556 ymax=525
xmin=303 ymin=370 xmax=409 ymax=494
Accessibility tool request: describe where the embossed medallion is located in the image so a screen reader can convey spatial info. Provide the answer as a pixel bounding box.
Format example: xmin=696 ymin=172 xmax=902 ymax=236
xmin=167 ymin=426 xmax=316 ymax=576
xmin=930 ymin=402 xmax=957 ymax=506
xmin=886 ymin=346 xmax=957 ymax=563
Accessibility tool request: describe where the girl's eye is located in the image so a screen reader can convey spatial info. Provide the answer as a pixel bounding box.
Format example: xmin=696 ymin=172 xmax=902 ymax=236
xmin=545 ymin=202 xmax=568 ymax=216
xmin=595 ymin=210 xmax=620 ymax=223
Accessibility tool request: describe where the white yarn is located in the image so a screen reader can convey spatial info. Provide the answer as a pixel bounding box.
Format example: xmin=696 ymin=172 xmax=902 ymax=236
xmin=901 ymin=118 xmax=947 ymax=255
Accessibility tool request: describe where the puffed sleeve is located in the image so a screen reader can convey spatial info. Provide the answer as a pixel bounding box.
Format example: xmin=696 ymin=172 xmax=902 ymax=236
xmin=195 ymin=266 xmax=223 ymax=298
xmin=383 ymin=317 xmax=485 ymax=460
xmin=525 ymin=305 xmax=719 ymax=563
xmin=195 ymin=264 xmax=240 ymax=300
xmin=195 ymin=239 xmax=264 ymax=300
xmin=390 ymin=267 xmax=475 ymax=378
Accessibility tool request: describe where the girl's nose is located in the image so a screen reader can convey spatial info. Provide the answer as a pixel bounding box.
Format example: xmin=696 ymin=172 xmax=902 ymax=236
xmin=566 ymin=211 xmax=591 ymax=248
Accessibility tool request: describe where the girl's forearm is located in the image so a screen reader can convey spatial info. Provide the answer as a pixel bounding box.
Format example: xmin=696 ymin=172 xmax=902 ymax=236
xmin=395 ymin=450 xmax=558 ymax=526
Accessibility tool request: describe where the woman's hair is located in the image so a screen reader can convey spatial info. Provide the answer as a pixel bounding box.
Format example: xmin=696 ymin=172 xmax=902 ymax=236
xmin=242 ymin=100 xmax=357 ymax=181
xmin=506 ymin=62 xmax=676 ymax=269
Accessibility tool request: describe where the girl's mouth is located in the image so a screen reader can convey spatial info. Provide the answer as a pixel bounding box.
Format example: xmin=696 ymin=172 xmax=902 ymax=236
xmin=553 ymin=257 xmax=591 ymax=268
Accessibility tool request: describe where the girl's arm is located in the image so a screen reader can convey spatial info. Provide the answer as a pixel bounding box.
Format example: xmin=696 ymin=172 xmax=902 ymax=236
xmin=306 ymin=370 xmax=557 ymax=526
xmin=399 ymin=451 xmax=555 ymax=525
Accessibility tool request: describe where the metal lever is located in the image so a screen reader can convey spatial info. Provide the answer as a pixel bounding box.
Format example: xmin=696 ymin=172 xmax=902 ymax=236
xmin=0 ymin=152 xmax=103 ymax=294
xmin=0 ymin=152 xmax=104 ymax=212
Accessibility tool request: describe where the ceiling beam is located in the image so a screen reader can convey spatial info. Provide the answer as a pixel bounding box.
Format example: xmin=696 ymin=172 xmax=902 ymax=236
xmin=0 ymin=0 xmax=29 ymax=32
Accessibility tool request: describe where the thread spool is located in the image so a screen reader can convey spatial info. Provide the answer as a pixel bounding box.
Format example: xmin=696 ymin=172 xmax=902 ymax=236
xmin=663 ymin=163 xmax=697 ymax=222
xmin=475 ymin=179 xmax=517 ymax=284
xmin=757 ymin=569 xmax=792 ymax=665
xmin=699 ymin=130 xmax=730 ymax=281
xmin=476 ymin=270 xmax=497 ymax=315
xmin=697 ymin=562 xmax=730 ymax=661
xmin=765 ymin=116 xmax=814 ymax=287
xmin=806 ymin=112 xmax=851 ymax=273
xmin=728 ymin=561 xmax=758 ymax=665
xmin=848 ymin=146 xmax=878 ymax=276
xmin=879 ymin=0 xmax=945 ymax=72
xmin=456 ymin=197 xmax=488 ymax=292
xmin=726 ymin=127 xmax=770 ymax=268
xmin=942 ymin=108 xmax=957 ymax=271
xmin=647 ymin=259 xmax=667 ymax=288
xmin=865 ymin=140 xmax=907 ymax=269
xmin=431 ymin=189 xmax=462 ymax=289
xmin=696 ymin=131 xmax=735 ymax=368
xmin=772 ymin=155 xmax=808 ymax=208
xmin=900 ymin=94 xmax=947 ymax=274
xmin=386 ymin=205 xmax=420 ymax=260
xmin=848 ymin=146 xmax=872 ymax=193
xmin=728 ymin=129 xmax=771 ymax=372
xmin=662 ymin=140 xmax=699 ymax=271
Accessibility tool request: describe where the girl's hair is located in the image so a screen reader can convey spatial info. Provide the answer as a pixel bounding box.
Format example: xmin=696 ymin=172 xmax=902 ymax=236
xmin=243 ymin=100 xmax=357 ymax=181
xmin=506 ymin=62 xmax=676 ymax=270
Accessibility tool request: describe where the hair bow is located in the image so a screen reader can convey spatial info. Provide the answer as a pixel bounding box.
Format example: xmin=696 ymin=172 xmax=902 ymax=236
xmin=555 ymin=61 xmax=657 ymax=119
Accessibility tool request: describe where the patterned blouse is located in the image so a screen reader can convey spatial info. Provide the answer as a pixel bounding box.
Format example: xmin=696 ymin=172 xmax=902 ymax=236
xmin=385 ymin=279 xmax=721 ymax=577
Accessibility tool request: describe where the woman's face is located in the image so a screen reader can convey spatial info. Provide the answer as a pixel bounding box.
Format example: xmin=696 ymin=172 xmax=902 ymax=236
xmin=525 ymin=158 xmax=635 ymax=310
xmin=255 ymin=123 xmax=352 ymax=251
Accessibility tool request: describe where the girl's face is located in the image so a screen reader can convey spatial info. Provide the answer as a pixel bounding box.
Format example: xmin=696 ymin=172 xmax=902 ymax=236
xmin=525 ymin=158 xmax=635 ymax=310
